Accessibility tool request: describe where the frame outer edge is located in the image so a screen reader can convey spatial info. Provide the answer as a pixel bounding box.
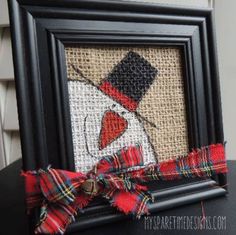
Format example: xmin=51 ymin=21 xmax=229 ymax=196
xmin=8 ymin=0 xmax=36 ymax=170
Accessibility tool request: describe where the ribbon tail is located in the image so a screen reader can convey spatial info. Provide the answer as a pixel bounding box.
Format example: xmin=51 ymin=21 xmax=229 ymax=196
xmin=109 ymin=189 xmax=152 ymax=218
xmin=21 ymin=171 xmax=43 ymax=214
xmin=35 ymin=192 xmax=94 ymax=235
xmin=34 ymin=202 xmax=78 ymax=235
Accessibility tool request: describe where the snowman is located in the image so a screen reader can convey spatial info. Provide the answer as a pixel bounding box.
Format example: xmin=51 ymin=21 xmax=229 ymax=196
xmin=68 ymin=51 xmax=158 ymax=173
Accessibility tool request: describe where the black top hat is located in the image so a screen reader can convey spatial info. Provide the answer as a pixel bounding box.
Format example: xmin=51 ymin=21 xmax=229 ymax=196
xmin=99 ymin=51 xmax=158 ymax=111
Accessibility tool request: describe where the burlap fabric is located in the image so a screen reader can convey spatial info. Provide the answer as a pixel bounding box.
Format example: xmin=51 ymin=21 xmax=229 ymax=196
xmin=65 ymin=46 xmax=189 ymax=162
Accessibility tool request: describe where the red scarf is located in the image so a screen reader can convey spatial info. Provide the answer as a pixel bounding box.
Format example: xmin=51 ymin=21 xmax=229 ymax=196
xmin=22 ymin=143 xmax=227 ymax=234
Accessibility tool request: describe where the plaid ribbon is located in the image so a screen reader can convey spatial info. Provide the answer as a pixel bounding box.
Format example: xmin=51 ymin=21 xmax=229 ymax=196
xmin=22 ymin=143 xmax=227 ymax=235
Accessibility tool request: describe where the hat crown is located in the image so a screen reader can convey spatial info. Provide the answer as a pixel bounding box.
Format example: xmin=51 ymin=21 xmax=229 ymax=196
xmin=105 ymin=51 xmax=158 ymax=103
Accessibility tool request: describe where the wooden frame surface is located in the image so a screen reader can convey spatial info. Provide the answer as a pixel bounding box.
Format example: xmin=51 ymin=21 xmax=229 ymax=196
xmin=8 ymin=0 xmax=227 ymax=233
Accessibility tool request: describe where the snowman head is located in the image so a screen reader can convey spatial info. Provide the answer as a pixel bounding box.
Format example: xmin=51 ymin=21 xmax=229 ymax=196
xmin=97 ymin=51 xmax=158 ymax=151
xmin=68 ymin=51 xmax=159 ymax=172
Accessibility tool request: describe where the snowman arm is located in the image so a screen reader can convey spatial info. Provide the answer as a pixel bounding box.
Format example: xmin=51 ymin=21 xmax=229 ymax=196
xmin=134 ymin=111 xmax=159 ymax=130
xmin=69 ymin=63 xmax=97 ymax=87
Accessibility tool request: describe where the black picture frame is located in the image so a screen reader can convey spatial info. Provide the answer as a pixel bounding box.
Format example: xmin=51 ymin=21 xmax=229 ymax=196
xmin=8 ymin=0 xmax=227 ymax=233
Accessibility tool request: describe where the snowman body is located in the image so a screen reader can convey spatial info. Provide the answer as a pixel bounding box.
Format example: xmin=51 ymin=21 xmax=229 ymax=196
xmin=68 ymin=80 xmax=156 ymax=173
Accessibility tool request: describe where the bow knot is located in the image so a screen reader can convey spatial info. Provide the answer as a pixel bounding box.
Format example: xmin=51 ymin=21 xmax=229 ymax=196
xmin=24 ymin=144 xmax=149 ymax=235
xmin=81 ymin=178 xmax=100 ymax=196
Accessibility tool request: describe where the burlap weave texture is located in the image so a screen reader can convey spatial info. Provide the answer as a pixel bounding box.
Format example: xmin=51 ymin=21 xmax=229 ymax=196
xmin=65 ymin=46 xmax=189 ymax=163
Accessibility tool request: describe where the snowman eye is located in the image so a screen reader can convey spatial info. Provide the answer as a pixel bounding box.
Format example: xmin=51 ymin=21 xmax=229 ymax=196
xmin=111 ymin=104 xmax=116 ymax=108
xmin=121 ymin=111 xmax=126 ymax=115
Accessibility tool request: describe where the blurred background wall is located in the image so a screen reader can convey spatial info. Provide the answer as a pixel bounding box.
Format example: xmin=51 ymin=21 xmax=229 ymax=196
xmin=0 ymin=0 xmax=235 ymax=169
xmin=214 ymin=0 xmax=236 ymax=163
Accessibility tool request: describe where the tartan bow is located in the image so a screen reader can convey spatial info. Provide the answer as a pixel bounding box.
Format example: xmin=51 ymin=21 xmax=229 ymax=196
xmin=22 ymin=143 xmax=227 ymax=235
xmin=23 ymin=145 xmax=151 ymax=235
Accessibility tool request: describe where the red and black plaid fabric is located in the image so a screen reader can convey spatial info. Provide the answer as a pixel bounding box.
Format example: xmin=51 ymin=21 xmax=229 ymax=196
xmin=23 ymin=143 xmax=227 ymax=235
